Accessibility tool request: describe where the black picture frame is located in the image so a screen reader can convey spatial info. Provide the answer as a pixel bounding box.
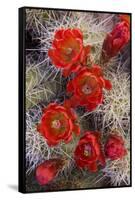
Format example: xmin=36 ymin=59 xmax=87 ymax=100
xmin=19 ymin=6 xmax=132 ymax=193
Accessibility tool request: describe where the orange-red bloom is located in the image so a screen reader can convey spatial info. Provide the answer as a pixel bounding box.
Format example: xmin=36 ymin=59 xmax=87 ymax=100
xmin=102 ymin=21 xmax=130 ymax=62
xmin=66 ymin=65 xmax=112 ymax=111
xmin=119 ymin=14 xmax=130 ymax=25
xmin=48 ymin=29 xmax=90 ymax=77
xmin=74 ymin=131 xmax=105 ymax=172
xmin=104 ymin=134 xmax=127 ymax=160
xmin=35 ymin=159 xmax=66 ymax=185
xmin=37 ymin=103 xmax=80 ymax=146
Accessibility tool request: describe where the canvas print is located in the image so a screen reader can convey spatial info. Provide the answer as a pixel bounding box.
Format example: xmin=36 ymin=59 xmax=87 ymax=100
xmin=19 ymin=7 xmax=131 ymax=193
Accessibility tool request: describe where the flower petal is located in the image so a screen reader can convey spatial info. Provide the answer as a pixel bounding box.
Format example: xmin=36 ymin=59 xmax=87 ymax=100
xmin=88 ymin=162 xmax=98 ymax=172
xmin=67 ymin=81 xmax=74 ymax=93
xmin=48 ymin=49 xmax=64 ymax=67
xmin=55 ymin=29 xmax=64 ymax=40
xmin=104 ymin=79 xmax=112 ymax=90
xmin=89 ymin=65 xmax=103 ymax=77
xmin=73 ymin=124 xmax=81 ymax=136
xmin=72 ymin=29 xmax=83 ymax=40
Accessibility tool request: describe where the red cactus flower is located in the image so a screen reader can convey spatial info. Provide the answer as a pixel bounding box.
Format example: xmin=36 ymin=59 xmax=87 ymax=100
xmin=35 ymin=159 xmax=66 ymax=185
xmin=101 ymin=21 xmax=130 ymax=62
xmin=48 ymin=29 xmax=90 ymax=77
xmin=37 ymin=103 xmax=80 ymax=146
xmin=66 ymin=65 xmax=112 ymax=111
xmin=119 ymin=14 xmax=130 ymax=25
xmin=74 ymin=131 xmax=105 ymax=172
xmin=104 ymin=133 xmax=127 ymax=160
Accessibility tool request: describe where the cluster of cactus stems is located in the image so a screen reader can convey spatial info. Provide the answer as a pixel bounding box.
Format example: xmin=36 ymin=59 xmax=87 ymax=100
xmin=25 ymin=9 xmax=130 ymax=192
